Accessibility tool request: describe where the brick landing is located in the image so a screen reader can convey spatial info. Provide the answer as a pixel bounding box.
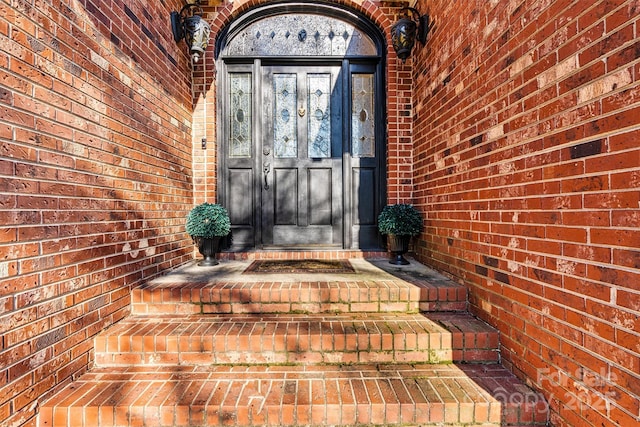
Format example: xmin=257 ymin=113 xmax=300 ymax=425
xmin=131 ymin=258 xmax=468 ymax=314
xmin=38 ymin=257 xmax=548 ymax=426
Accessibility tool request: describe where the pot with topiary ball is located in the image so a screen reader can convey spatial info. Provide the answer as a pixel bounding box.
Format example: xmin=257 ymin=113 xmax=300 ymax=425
xmin=377 ymin=203 xmax=423 ymax=265
xmin=185 ymin=203 xmax=231 ymax=266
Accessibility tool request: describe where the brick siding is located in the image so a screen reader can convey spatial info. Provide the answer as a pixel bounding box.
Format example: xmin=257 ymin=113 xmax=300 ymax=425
xmin=411 ymin=1 xmax=640 ymax=426
xmin=0 ymin=1 xmax=194 ymax=425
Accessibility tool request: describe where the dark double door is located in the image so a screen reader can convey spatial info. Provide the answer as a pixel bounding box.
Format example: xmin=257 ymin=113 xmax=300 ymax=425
xmin=222 ymin=62 xmax=383 ymax=250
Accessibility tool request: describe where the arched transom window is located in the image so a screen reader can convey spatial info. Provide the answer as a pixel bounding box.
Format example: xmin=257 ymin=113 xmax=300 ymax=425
xmin=223 ymin=13 xmax=378 ymax=58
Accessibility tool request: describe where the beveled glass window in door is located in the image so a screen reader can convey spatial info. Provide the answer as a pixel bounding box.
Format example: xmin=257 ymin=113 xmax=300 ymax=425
xmin=351 ymin=74 xmax=375 ymax=158
xmin=308 ymin=74 xmax=331 ymax=158
xmin=229 ymin=73 xmax=252 ymax=158
xmin=274 ymin=74 xmax=298 ymax=158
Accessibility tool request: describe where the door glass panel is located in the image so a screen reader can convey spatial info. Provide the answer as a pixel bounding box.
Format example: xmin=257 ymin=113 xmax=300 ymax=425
xmin=351 ymin=74 xmax=375 ymax=158
xmin=229 ymin=73 xmax=252 ymax=158
xmin=308 ymin=74 xmax=331 ymax=158
xmin=273 ymin=74 xmax=298 ymax=158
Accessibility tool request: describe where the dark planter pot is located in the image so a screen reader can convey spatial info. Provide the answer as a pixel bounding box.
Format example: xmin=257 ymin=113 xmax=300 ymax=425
xmin=193 ymin=236 xmax=221 ymax=266
xmin=386 ymin=234 xmax=412 ymax=265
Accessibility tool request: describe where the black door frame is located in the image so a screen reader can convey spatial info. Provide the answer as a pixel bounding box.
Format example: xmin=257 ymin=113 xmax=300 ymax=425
xmin=215 ymin=3 xmax=387 ymax=251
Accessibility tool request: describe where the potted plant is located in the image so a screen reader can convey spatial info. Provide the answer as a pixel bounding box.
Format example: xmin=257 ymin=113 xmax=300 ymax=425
xmin=185 ymin=202 xmax=231 ymax=266
xmin=377 ymin=203 xmax=423 ymax=265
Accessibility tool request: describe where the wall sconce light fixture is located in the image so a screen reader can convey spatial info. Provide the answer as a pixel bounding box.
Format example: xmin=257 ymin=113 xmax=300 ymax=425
xmin=171 ymin=2 xmax=211 ymax=63
xmin=391 ymin=7 xmax=430 ymax=62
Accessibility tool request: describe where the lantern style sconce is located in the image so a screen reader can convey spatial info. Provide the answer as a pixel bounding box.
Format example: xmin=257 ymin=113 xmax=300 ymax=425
xmin=391 ymin=7 xmax=430 ymax=62
xmin=171 ymin=1 xmax=211 ymax=63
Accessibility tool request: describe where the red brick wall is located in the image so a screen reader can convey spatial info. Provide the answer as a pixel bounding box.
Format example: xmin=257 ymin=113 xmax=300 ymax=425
xmin=0 ymin=0 xmax=195 ymax=425
xmin=411 ymin=0 xmax=640 ymax=426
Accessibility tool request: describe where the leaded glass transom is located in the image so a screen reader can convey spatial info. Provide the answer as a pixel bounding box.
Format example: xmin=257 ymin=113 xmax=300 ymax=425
xmin=274 ymin=74 xmax=297 ymax=158
xmin=352 ymin=74 xmax=375 ymax=158
xmin=225 ymin=14 xmax=377 ymax=57
xmin=307 ymin=74 xmax=331 ymax=158
xmin=229 ymin=73 xmax=252 ymax=158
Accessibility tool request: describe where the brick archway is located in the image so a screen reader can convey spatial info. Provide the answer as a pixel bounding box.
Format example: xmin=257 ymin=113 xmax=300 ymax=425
xmin=191 ymin=0 xmax=415 ymax=209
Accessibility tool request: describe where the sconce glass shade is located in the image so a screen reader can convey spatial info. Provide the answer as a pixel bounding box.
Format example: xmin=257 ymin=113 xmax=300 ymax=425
xmin=184 ymin=15 xmax=211 ymax=62
xmin=391 ymin=16 xmax=417 ymax=62
xmin=171 ymin=4 xmax=211 ymax=63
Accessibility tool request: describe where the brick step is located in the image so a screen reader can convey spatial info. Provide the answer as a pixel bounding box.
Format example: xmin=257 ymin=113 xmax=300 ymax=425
xmin=94 ymin=312 xmax=500 ymax=366
xmin=131 ymin=259 xmax=467 ymax=315
xmin=38 ymin=364 xmax=548 ymax=427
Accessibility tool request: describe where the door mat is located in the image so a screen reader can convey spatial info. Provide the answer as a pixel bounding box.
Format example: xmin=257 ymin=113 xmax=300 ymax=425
xmin=243 ymin=259 xmax=355 ymax=274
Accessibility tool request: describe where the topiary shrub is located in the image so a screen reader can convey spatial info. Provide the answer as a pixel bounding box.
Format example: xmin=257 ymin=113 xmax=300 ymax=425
xmin=185 ymin=203 xmax=231 ymax=238
xmin=377 ymin=203 xmax=423 ymax=236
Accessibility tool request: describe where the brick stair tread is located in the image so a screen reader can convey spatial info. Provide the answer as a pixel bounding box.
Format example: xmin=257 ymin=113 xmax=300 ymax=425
xmin=39 ymin=364 xmax=548 ymax=427
xmin=131 ymin=259 xmax=467 ymax=314
xmin=94 ymin=312 xmax=499 ymax=365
